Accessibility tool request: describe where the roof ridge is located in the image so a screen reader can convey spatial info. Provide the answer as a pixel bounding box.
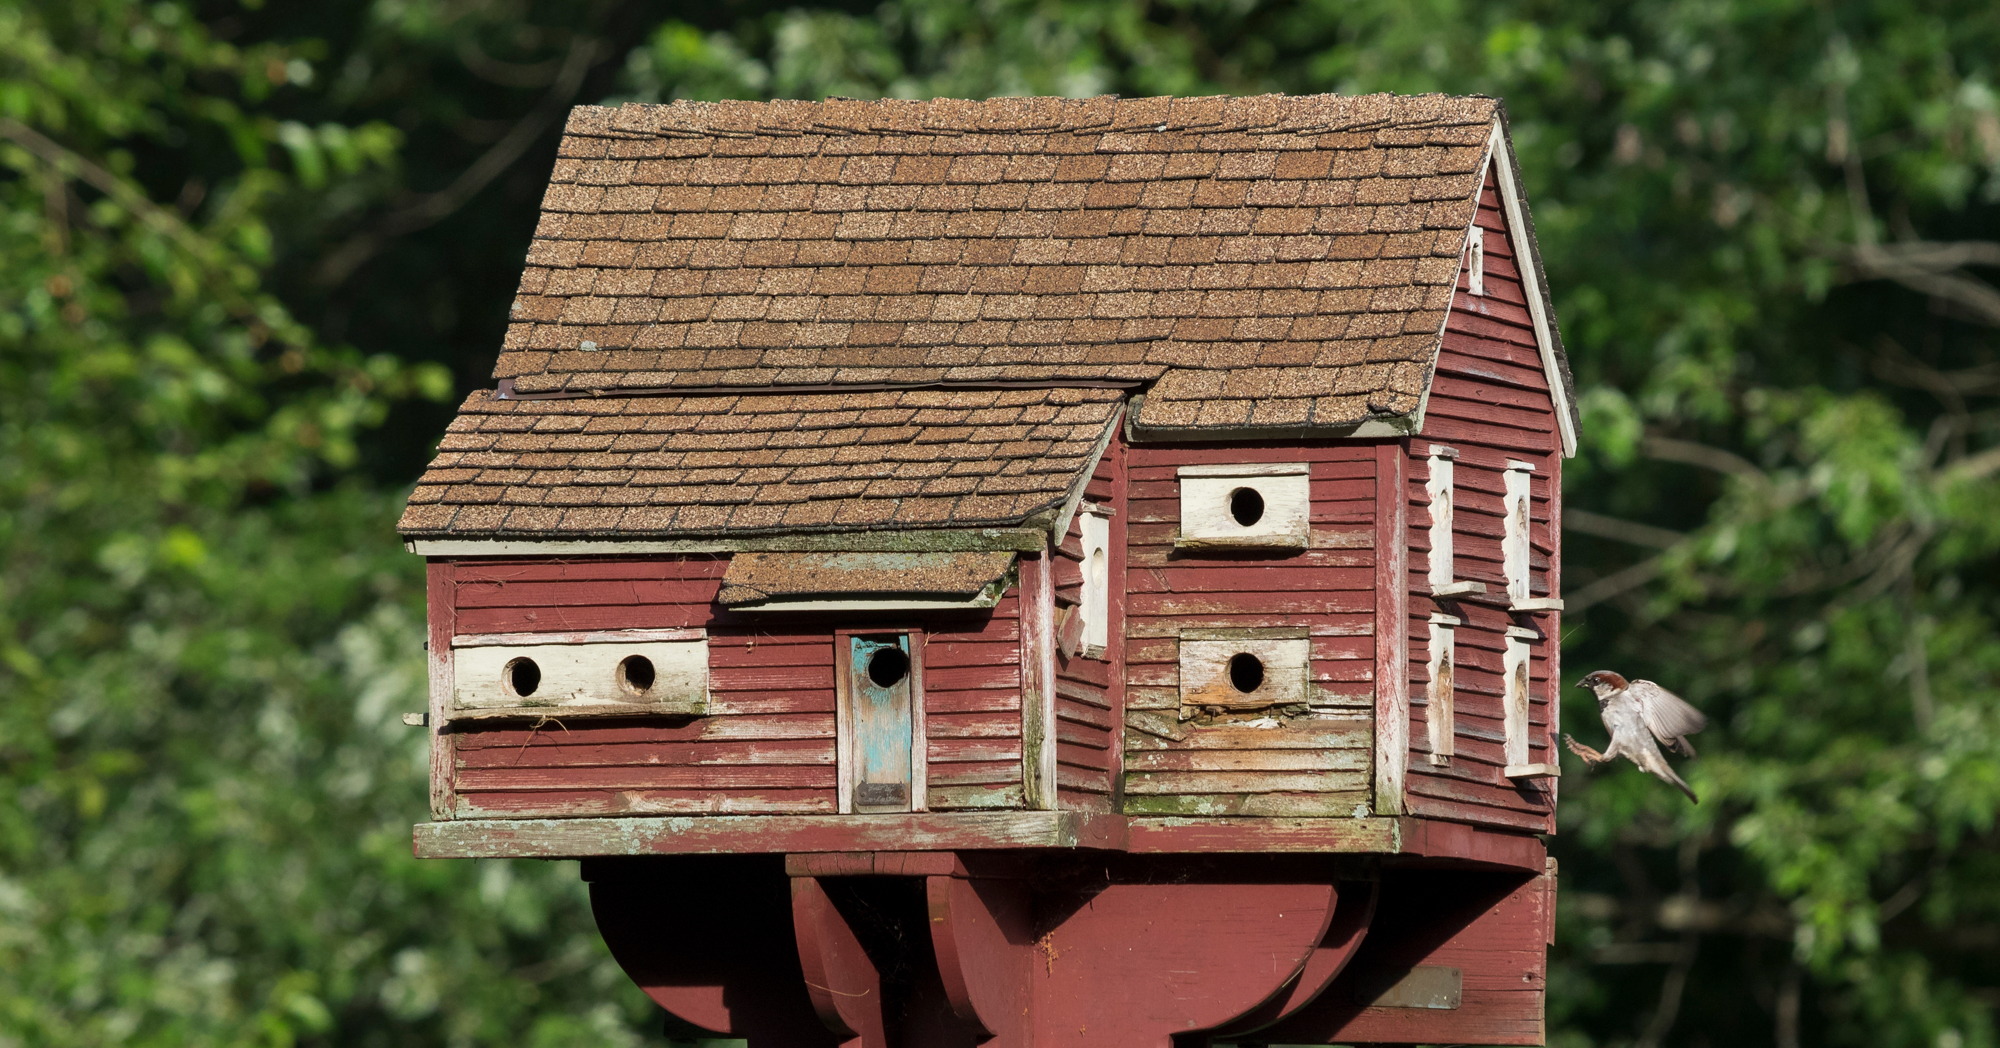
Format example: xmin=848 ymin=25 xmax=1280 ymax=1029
xmin=493 ymin=378 xmax=1144 ymax=401
xmin=580 ymin=92 xmax=1499 ymax=140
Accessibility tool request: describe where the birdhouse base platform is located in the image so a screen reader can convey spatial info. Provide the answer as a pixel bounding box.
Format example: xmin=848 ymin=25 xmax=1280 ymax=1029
xmin=578 ymin=846 xmax=1553 ymax=1047
xmin=418 ymin=815 xmax=1551 ymax=1046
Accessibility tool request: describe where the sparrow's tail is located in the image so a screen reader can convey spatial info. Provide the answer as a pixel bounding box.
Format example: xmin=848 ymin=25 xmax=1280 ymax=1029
xmin=1657 ymin=764 xmax=1698 ymax=804
xmin=1636 ymin=748 xmax=1699 ymax=803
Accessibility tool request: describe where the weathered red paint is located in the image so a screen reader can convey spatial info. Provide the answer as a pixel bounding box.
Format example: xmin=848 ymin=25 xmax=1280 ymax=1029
xmin=584 ymin=850 xmax=1551 ymax=1047
xmin=438 ymin=559 xmax=1026 ymax=818
xmin=1251 ymin=862 xmax=1556 ymax=1045
xmin=1205 ymin=878 xmax=1379 ymax=1038
xmin=1403 ymin=164 xmax=1565 ymax=834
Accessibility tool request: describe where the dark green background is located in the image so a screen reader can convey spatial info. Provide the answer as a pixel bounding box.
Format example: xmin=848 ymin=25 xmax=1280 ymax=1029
xmin=3 ymin=2 xmax=1997 ymax=1045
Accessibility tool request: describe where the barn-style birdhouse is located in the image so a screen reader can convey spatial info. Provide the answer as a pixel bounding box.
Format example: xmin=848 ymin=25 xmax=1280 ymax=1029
xmin=402 ymin=91 xmax=1575 ymax=1047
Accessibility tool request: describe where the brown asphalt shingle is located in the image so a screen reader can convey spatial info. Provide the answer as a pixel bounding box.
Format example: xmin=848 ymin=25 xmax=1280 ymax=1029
xmin=398 ymin=387 xmax=1122 ymax=538
xmin=493 ymin=93 xmax=1504 ymax=430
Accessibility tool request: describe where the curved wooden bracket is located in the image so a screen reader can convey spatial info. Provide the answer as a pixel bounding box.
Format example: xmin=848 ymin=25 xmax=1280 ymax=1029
xmin=922 ymin=861 xmax=1339 ymax=1048
xmin=1251 ymin=865 xmax=1550 ymax=1045
xmin=927 ymin=875 xmax=1034 ymax=1046
xmin=1028 ymin=879 xmax=1336 ymax=1046
xmin=1205 ymin=878 xmax=1380 ymax=1038
xmin=586 ymin=856 xmax=835 ymax=1046
xmin=791 ymin=876 xmax=886 ymax=1047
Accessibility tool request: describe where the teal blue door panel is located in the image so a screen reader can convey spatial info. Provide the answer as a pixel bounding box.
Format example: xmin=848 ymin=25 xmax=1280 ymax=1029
xmin=848 ymin=634 xmax=913 ymax=812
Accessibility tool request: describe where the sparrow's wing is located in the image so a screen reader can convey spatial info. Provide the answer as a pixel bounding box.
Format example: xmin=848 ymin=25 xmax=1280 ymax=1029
xmin=1629 ymin=680 xmax=1707 ymax=751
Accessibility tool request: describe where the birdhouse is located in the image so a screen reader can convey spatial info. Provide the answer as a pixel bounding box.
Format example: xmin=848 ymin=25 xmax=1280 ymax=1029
xmin=400 ymin=91 xmax=1575 ymax=1047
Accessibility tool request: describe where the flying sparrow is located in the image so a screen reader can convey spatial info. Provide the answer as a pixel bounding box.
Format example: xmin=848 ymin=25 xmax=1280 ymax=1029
xmin=1564 ymin=670 xmax=1707 ymax=803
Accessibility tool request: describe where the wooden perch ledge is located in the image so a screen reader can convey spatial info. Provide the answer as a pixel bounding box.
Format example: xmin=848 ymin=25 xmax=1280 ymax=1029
xmin=413 ymin=813 xmax=1547 ymax=871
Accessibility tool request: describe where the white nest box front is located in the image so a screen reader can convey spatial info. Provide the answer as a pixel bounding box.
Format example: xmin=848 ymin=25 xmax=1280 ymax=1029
xmin=1175 ymin=463 xmax=1311 ymax=549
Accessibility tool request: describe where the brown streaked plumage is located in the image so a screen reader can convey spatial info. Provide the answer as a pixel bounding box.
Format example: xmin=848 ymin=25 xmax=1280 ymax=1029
xmin=1564 ymin=670 xmax=1708 ymax=803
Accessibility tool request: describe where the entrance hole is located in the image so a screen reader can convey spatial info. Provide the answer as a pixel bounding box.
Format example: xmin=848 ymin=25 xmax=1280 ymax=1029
xmin=505 ymin=657 xmax=542 ymax=698
xmin=867 ymin=646 xmax=910 ymax=688
xmin=1229 ymin=487 xmax=1266 ymax=526
xmin=617 ymin=654 xmax=656 ymax=694
xmin=1228 ymin=652 xmax=1265 ymax=694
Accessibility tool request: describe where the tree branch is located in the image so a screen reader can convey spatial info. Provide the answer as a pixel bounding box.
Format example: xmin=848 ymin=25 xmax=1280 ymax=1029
xmin=1643 ymin=436 xmax=1768 ymax=482
xmin=313 ymin=36 xmax=601 ymax=287
xmin=1939 ymin=444 xmax=2000 ymax=484
xmin=0 ymin=116 xmax=300 ymax=343
xmin=1848 ymin=244 xmax=2000 ymax=327
xmin=1854 ymin=240 xmax=2000 ymax=270
xmin=457 ymin=37 xmax=568 ymax=87
xmin=0 ymin=116 xmax=217 ymax=263
xmin=1566 ymin=509 xmax=1685 ymax=549
xmin=1567 ymin=556 xmax=1665 ymax=612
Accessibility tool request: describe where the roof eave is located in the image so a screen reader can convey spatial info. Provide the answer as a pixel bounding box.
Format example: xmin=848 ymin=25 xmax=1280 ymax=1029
xmin=403 ymin=527 xmax=1052 ymax=557
xmin=1125 ymin=402 xmax=1421 ymax=445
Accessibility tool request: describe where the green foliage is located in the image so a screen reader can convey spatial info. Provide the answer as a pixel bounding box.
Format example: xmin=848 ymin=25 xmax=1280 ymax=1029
xmin=0 ymin=3 xmax=649 ymax=1045
xmin=5 ymin=0 xmax=1997 ymax=1046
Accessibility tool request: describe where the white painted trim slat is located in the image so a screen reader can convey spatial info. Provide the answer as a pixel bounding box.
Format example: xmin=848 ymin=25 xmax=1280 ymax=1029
xmin=1175 ymin=462 xmax=1312 ymax=478
xmin=1426 ymin=620 xmax=1456 ymax=767
xmin=1426 ymin=450 xmax=1456 ymax=590
xmin=1502 ymin=635 xmax=1532 ymax=771
xmin=1503 ymin=465 xmax=1533 ymax=607
xmin=1049 ymin=402 xmax=1126 ymax=543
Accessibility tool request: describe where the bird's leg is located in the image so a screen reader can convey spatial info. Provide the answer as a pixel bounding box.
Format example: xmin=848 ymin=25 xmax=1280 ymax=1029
xmin=1563 ymin=733 xmax=1609 ymax=765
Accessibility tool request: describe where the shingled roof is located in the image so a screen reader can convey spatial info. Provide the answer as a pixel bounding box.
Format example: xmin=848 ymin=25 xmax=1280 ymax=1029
xmin=398 ymin=387 xmax=1123 ymax=538
xmin=495 ymin=92 xmax=1541 ymax=432
xmin=405 ymin=92 xmax=1574 ymax=542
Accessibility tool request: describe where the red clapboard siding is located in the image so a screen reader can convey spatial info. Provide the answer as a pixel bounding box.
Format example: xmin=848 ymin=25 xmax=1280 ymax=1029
xmin=462 ymin=789 xmax=832 ymax=816
xmin=1121 ymin=442 xmax=1379 ymax=818
xmin=927 ymin=739 xmax=1022 ymax=764
xmin=442 ymin=556 xmax=1030 ymax=818
xmin=1055 ymin=433 xmax=1123 ymax=811
xmin=1405 ymin=162 xmax=1562 ymax=835
xmin=456 ymin=736 xmax=835 ymax=770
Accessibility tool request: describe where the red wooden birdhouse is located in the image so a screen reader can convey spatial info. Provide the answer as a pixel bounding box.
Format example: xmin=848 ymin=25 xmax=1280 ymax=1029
xmin=401 ymin=91 xmax=1576 ymax=1047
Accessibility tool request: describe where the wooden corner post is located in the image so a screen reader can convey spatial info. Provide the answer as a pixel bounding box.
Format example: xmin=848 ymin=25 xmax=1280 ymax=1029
xmin=424 ymin=559 xmax=455 ymax=821
xmin=1374 ymin=443 xmax=1410 ymax=815
xmin=1019 ymin=542 xmax=1059 ymax=809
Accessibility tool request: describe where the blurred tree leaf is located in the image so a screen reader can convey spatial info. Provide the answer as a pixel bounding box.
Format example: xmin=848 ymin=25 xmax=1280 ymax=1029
xmin=0 ymin=3 xmax=652 ymax=1046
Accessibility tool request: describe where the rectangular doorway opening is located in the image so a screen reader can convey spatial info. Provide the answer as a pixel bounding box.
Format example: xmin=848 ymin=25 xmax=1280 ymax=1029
xmin=839 ymin=632 xmax=924 ymax=813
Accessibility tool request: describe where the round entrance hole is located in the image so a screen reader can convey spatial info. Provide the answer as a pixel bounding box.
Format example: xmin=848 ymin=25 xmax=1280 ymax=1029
xmin=617 ymin=654 xmax=656 ymax=695
xmin=505 ymin=657 xmax=542 ymax=698
xmin=1228 ymin=652 xmax=1265 ymax=694
xmin=1229 ymin=487 xmax=1266 ymax=527
xmin=868 ymin=646 xmax=910 ymax=688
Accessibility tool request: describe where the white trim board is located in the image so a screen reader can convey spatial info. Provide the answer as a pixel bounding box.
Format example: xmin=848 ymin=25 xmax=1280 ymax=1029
xmin=407 ymin=529 xmax=1046 ymax=557
xmin=1048 ymin=401 xmax=1126 ymax=544
xmin=725 ymin=595 xmax=1002 ymax=613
